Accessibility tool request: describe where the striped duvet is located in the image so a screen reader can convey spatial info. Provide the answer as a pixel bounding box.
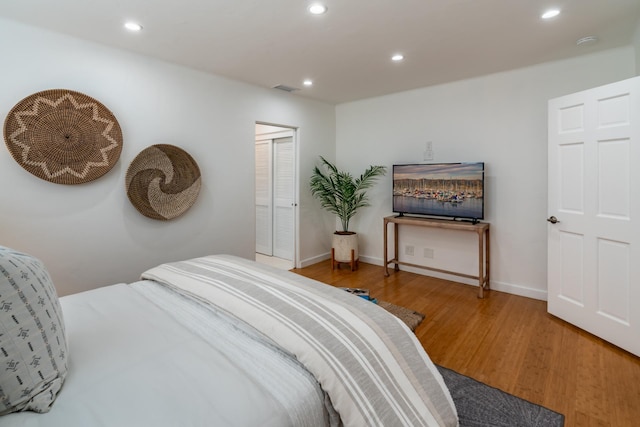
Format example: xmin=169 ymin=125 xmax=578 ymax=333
xmin=141 ymin=255 xmax=458 ymax=427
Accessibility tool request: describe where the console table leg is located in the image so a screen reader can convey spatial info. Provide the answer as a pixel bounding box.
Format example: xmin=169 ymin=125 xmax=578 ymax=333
xmin=383 ymin=219 xmax=390 ymax=276
xmin=486 ymin=227 xmax=491 ymax=291
xmin=478 ymin=230 xmax=483 ymax=298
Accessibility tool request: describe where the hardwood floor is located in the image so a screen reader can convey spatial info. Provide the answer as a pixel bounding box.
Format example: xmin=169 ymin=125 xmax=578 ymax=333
xmin=292 ymin=260 xmax=640 ymax=427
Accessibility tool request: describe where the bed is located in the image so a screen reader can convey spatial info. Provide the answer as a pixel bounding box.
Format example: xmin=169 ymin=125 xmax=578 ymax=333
xmin=0 ymin=248 xmax=458 ymax=426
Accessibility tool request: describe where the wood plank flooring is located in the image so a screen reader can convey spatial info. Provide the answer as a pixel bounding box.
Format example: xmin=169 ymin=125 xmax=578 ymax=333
xmin=292 ymin=260 xmax=640 ymax=427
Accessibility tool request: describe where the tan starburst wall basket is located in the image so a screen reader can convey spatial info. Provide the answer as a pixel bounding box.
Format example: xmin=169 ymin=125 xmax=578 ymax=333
xmin=126 ymin=144 xmax=202 ymax=220
xmin=3 ymin=89 xmax=123 ymax=185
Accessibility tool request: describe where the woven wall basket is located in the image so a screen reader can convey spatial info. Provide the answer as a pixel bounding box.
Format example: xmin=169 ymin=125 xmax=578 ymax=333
xmin=3 ymin=89 xmax=123 ymax=185
xmin=126 ymin=144 xmax=202 ymax=220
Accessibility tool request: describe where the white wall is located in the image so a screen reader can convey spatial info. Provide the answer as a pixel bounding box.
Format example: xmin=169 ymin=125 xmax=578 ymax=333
xmin=634 ymin=21 xmax=640 ymax=74
xmin=0 ymin=18 xmax=335 ymax=296
xmin=3 ymin=17 xmax=635 ymax=301
xmin=336 ymin=46 xmax=636 ymax=300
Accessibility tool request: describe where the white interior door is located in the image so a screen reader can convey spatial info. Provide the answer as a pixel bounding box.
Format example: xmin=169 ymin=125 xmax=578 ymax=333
xmin=272 ymin=136 xmax=294 ymax=260
xmin=548 ymin=76 xmax=640 ymax=356
xmin=255 ymin=139 xmax=272 ymax=255
xmin=255 ymin=125 xmax=296 ymax=265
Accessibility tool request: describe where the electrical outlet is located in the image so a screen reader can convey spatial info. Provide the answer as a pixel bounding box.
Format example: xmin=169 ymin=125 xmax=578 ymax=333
xmin=424 ymin=248 xmax=434 ymax=259
xmin=405 ymin=245 xmax=415 ymax=256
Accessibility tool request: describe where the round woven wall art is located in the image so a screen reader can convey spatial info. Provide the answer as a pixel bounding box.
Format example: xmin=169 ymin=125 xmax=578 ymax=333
xmin=3 ymin=89 xmax=123 ymax=185
xmin=126 ymin=144 xmax=202 ymax=220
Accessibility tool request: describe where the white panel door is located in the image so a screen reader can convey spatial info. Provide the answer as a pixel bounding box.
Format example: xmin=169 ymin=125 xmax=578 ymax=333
xmin=548 ymin=76 xmax=640 ymax=356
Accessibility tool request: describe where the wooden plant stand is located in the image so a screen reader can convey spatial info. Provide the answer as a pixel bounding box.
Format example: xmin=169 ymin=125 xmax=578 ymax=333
xmin=331 ymin=248 xmax=359 ymax=271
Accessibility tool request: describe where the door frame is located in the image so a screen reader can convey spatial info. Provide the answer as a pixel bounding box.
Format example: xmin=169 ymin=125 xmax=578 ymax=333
xmin=255 ymin=122 xmax=299 ymax=268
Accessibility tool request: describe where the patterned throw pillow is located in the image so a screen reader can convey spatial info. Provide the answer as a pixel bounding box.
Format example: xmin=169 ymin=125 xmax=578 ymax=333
xmin=0 ymin=246 xmax=68 ymax=415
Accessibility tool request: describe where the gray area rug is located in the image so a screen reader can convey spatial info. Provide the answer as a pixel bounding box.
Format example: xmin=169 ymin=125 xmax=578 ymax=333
xmin=376 ymin=301 xmax=563 ymax=425
xmin=436 ymin=365 xmax=565 ymax=427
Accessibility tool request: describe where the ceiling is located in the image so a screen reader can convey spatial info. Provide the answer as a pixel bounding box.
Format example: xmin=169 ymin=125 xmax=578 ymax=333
xmin=1 ymin=0 xmax=639 ymax=104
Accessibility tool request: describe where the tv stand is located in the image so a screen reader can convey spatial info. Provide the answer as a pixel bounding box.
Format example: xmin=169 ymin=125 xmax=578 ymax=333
xmin=383 ymin=215 xmax=490 ymax=298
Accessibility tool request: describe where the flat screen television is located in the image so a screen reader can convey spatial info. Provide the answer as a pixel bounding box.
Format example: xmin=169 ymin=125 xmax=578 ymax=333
xmin=393 ymin=162 xmax=485 ymax=222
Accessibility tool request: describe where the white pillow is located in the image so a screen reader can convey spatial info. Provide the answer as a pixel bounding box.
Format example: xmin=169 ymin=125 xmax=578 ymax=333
xmin=0 ymin=246 xmax=68 ymax=415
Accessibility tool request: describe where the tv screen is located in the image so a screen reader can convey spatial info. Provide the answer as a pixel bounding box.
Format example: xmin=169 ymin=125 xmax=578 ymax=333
xmin=393 ymin=162 xmax=484 ymax=221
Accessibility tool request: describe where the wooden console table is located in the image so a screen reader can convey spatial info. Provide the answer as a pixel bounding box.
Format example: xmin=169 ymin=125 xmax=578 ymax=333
xmin=383 ymin=215 xmax=490 ymax=298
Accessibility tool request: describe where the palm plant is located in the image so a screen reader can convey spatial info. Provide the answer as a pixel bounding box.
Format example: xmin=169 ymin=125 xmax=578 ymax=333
xmin=310 ymin=156 xmax=387 ymax=233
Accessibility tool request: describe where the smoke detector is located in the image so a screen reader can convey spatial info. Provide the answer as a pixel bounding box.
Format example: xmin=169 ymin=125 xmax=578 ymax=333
xmin=576 ymin=36 xmax=598 ymax=46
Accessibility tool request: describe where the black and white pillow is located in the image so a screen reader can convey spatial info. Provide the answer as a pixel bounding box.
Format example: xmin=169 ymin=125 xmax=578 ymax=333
xmin=0 ymin=246 xmax=68 ymax=415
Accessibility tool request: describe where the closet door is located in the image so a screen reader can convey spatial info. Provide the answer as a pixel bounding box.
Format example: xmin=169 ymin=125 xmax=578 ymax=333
xmin=272 ymin=136 xmax=294 ymax=260
xmin=255 ymin=140 xmax=272 ymax=255
xmin=255 ymin=129 xmax=295 ymax=262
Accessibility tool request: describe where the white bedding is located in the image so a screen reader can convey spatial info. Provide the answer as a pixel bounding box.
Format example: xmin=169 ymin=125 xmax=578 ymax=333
xmin=142 ymin=255 xmax=458 ymax=426
xmin=2 ymin=280 xmax=332 ymax=427
xmin=1 ymin=254 xmax=458 ymax=427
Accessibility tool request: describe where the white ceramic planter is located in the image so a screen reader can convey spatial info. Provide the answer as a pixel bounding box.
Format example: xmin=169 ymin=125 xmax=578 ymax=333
xmin=332 ymin=232 xmax=359 ymax=262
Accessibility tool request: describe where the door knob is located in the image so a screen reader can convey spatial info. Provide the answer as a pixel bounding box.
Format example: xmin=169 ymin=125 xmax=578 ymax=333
xmin=547 ymin=216 xmax=560 ymax=224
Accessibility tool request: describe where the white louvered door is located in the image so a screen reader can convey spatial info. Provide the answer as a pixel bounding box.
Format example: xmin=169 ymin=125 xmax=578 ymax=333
xmin=255 ymin=140 xmax=272 ymax=255
xmin=272 ymin=137 xmax=294 ymax=260
xmin=255 ymin=127 xmax=295 ymax=265
xmin=547 ymin=76 xmax=640 ymax=356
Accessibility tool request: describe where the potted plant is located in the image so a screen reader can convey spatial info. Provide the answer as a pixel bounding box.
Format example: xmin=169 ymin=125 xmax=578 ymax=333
xmin=309 ymin=156 xmax=386 ymax=270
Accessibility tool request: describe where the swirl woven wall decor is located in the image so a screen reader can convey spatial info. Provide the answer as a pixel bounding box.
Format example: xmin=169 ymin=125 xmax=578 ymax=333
xmin=3 ymin=89 xmax=123 ymax=185
xmin=126 ymin=144 xmax=202 ymax=220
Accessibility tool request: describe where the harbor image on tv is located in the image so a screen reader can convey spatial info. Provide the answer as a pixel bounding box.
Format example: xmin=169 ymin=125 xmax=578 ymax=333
xmin=393 ymin=162 xmax=484 ymax=220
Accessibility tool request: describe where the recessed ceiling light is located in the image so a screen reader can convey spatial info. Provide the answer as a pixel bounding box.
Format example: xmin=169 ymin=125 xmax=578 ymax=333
xmin=124 ymin=21 xmax=143 ymax=31
xmin=391 ymin=54 xmax=404 ymax=62
xmin=309 ymin=4 xmax=328 ymax=15
xmin=303 ymin=79 xmax=313 ymax=86
xmin=541 ymin=9 xmax=560 ymax=19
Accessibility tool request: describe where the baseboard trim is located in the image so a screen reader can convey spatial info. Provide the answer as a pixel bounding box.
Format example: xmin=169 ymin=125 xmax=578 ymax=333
xmin=359 ymin=255 xmax=548 ymax=301
xmin=299 ymin=252 xmax=331 ymax=268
